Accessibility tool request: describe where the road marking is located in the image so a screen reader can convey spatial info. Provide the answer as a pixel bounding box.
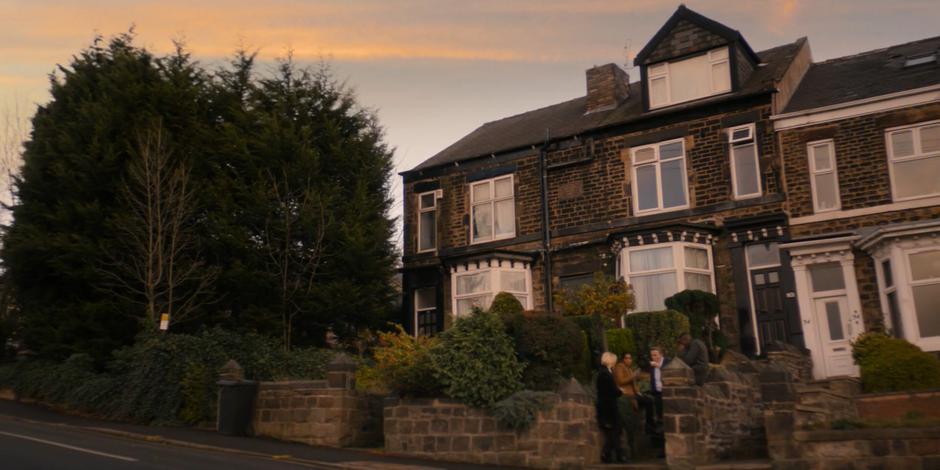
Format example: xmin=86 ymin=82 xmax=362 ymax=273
xmin=0 ymin=430 xmax=139 ymax=462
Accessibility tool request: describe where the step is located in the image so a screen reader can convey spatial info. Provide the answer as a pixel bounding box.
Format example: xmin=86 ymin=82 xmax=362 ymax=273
xmin=584 ymin=460 xmax=666 ymax=470
xmin=696 ymin=460 xmax=772 ymax=470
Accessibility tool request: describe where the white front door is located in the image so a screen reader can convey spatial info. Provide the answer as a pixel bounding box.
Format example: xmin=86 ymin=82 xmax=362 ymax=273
xmin=813 ymin=296 xmax=858 ymax=377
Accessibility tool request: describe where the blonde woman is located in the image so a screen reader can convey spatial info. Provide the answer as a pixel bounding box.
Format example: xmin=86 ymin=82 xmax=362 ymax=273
xmin=596 ymin=351 xmax=624 ymax=463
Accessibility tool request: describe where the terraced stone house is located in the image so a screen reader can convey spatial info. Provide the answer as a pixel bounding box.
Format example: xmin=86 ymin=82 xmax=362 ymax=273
xmin=399 ymin=5 xmax=940 ymax=379
xmin=774 ymin=36 xmax=940 ymax=379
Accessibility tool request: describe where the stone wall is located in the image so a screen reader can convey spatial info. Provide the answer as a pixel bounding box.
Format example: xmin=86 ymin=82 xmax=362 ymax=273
xmin=251 ymin=355 xmax=381 ymax=448
xmin=383 ymin=385 xmax=600 ymax=469
xmin=662 ymin=358 xmax=767 ymax=469
xmin=779 ymin=428 xmax=940 ymax=470
xmin=856 ymin=389 xmax=940 ymax=421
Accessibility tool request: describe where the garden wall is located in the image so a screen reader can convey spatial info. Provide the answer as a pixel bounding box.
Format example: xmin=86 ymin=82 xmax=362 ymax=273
xmin=779 ymin=428 xmax=940 ymax=469
xmin=383 ymin=383 xmax=600 ymax=469
xmin=250 ymin=355 xmax=382 ymax=447
xmin=662 ymin=356 xmax=767 ymax=468
xmin=856 ymin=389 xmax=940 ymax=421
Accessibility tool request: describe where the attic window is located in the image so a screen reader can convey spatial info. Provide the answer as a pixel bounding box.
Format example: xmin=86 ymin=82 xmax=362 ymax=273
xmin=905 ymin=54 xmax=937 ymax=67
xmin=648 ymin=47 xmax=732 ymax=109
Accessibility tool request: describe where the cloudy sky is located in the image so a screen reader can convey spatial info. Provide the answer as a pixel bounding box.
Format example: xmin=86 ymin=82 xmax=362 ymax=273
xmin=2 ymin=0 xmax=939 ymax=242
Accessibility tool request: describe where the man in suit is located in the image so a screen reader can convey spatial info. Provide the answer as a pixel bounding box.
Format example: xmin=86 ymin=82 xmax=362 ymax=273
xmin=647 ymin=346 xmax=667 ymax=458
xmin=677 ymin=333 xmax=710 ymax=386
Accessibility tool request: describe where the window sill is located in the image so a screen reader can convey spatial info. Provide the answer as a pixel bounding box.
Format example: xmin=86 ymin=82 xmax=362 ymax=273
xmin=791 ymin=195 xmax=940 ymax=225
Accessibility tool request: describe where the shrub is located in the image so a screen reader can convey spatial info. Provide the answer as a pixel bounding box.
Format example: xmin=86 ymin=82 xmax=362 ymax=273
xmin=509 ymin=313 xmax=585 ymax=391
xmin=623 ymin=310 xmax=690 ymax=362
xmin=0 ymin=328 xmax=333 ymax=425
xmin=491 ymin=390 xmax=556 ymax=431
xmin=664 ymin=290 xmax=719 ymax=339
xmin=851 ymin=333 xmax=940 ymax=393
xmin=490 ymin=292 xmax=524 ymax=320
xmin=371 ymin=324 xmax=443 ymax=397
xmin=605 ymin=328 xmax=636 ymax=360
xmin=430 ymin=310 xmax=523 ymax=407
xmin=557 ymin=273 xmax=634 ymax=351
xmin=851 ymin=332 xmax=897 ymax=367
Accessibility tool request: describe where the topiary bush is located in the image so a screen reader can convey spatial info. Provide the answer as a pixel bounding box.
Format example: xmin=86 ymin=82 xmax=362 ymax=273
xmin=623 ymin=310 xmax=690 ymax=362
xmin=491 ymin=390 xmax=556 ymax=431
xmin=490 ymin=292 xmax=525 ymax=320
xmin=852 ymin=332 xmax=940 ymax=393
xmin=509 ymin=312 xmax=585 ymax=391
xmin=371 ymin=324 xmax=443 ymax=397
xmin=664 ymin=290 xmax=719 ymax=340
xmin=605 ymin=328 xmax=636 ymax=360
xmin=430 ymin=310 xmax=523 ymax=407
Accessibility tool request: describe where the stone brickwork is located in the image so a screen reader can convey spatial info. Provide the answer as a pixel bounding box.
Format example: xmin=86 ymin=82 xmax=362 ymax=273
xmin=251 ymin=355 xmax=381 ymax=448
xmin=642 ymin=19 xmax=728 ymax=65
xmin=780 ymin=428 xmax=940 ymax=470
xmin=856 ymin=389 xmax=940 ymax=421
xmin=662 ymin=358 xmax=766 ymax=469
xmin=383 ymin=388 xmax=600 ymax=469
xmin=781 ymin=101 xmax=940 ymax=220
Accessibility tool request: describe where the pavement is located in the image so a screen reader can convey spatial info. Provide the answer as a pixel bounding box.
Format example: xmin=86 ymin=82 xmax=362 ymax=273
xmin=0 ymin=399 xmax=505 ymax=470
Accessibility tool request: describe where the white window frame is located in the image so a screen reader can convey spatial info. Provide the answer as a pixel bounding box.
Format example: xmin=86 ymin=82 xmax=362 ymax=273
xmin=414 ymin=287 xmax=437 ymax=337
xmin=647 ymin=46 xmax=731 ymax=109
xmin=728 ymin=124 xmax=762 ymax=200
xmin=904 ymin=247 xmax=940 ymax=347
xmin=807 ymin=139 xmax=841 ymax=213
xmin=620 ymin=241 xmax=715 ymax=312
xmin=630 ymin=138 xmax=690 ymax=215
xmin=885 ymin=119 xmax=940 ymax=202
xmin=470 ymin=175 xmax=515 ymax=244
xmin=451 ymin=261 xmax=532 ymax=318
xmin=874 ymin=256 xmax=901 ymax=337
xmin=417 ymin=190 xmax=441 ymax=253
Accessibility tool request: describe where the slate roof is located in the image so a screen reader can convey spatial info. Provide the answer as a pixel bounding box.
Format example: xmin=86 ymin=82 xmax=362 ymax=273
xmin=633 ymin=4 xmax=760 ymax=65
xmin=783 ymin=36 xmax=940 ymax=113
xmin=405 ymin=39 xmax=804 ymax=174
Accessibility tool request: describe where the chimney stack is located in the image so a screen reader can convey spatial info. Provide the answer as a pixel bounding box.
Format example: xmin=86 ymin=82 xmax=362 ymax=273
xmin=585 ymin=64 xmax=630 ymax=114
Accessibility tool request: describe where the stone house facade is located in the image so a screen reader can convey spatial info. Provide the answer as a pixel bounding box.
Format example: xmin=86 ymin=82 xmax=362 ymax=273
xmin=399 ymin=5 xmax=940 ymax=376
xmin=773 ymin=36 xmax=940 ymax=378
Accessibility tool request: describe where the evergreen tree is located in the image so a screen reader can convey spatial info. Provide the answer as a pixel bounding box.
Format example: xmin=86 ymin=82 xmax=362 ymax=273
xmin=2 ymin=34 xmax=398 ymax=360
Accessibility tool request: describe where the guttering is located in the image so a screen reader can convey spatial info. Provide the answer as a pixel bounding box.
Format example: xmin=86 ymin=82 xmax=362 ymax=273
xmin=779 ymin=234 xmax=860 ymax=251
xmin=857 ymin=219 xmax=940 ymax=251
xmin=539 ymin=129 xmax=554 ymax=314
xmin=772 ymin=84 xmax=940 ymax=131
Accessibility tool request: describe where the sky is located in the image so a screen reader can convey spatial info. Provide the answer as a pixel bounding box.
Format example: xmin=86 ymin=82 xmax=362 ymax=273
xmin=2 ymin=0 xmax=939 ymax=244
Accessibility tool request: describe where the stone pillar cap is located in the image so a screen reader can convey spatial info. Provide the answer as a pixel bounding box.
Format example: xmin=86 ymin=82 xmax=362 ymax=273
xmin=327 ymin=353 xmax=357 ymax=372
xmin=219 ymin=359 xmax=244 ymax=381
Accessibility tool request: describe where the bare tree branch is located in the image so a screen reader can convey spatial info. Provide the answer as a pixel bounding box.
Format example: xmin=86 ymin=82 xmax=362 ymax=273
xmin=96 ymin=120 xmax=219 ymax=331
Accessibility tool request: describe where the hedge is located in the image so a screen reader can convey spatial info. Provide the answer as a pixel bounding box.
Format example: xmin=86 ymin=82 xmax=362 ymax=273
xmin=852 ymin=332 xmax=940 ymax=393
xmin=605 ymin=328 xmax=636 ymax=360
xmin=508 ymin=313 xmax=586 ymax=391
xmin=0 ymin=328 xmax=333 ymax=425
xmin=623 ymin=310 xmax=690 ymax=361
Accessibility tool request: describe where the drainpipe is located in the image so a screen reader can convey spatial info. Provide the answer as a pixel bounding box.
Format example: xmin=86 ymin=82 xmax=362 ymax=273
xmin=539 ymin=129 xmax=554 ymax=313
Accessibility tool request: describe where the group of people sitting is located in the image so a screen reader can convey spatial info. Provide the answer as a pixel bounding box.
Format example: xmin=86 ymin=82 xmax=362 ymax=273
xmin=594 ymin=333 xmax=709 ymax=464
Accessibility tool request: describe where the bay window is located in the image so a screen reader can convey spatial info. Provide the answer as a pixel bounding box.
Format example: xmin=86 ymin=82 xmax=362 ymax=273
xmin=452 ymin=263 xmax=531 ymax=317
xmin=631 ymin=138 xmax=689 ymax=215
xmin=729 ymin=124 xmax=762 ymax=199
xmin=887 ymin=120 xmax=940 ymax=201
xmin=471 ymin=175 xmax=515 ymax=243
xmin=647 ymin=47 xmax=731 ymax=109
xmin=807 ymin=140 xmax=841 ymax=213
xmin=909 ymin=250 xmax=940 ymax=340
xmin=621 ymin=242 xmax=714 ymax=312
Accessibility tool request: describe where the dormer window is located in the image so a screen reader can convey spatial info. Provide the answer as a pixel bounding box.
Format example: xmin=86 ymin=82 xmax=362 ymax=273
xmin=648 ymin=47 xmax=732 ymax=109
